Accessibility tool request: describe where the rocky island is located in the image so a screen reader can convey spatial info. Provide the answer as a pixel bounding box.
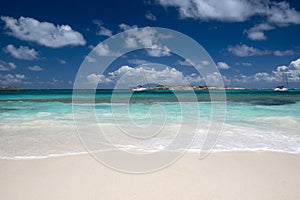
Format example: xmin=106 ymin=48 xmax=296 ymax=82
xmin=0 ymin=86 xmax=20 ymax=90
xmin=148 ymin=85 xmax=248 ymax=90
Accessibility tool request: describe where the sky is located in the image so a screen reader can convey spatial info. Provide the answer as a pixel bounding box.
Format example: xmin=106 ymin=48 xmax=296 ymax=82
xmin=0 ymin=0 xmax=300 ymax=89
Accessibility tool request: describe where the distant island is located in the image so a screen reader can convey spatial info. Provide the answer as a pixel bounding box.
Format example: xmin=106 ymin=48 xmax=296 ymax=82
xmin=0 ymin=86 xmax=20 ymax=90
xmin=147 ymin=85 xmax=248 ymax=90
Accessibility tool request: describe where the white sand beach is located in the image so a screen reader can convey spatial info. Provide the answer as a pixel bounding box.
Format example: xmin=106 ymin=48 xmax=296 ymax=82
xmin=1 ymin=151 xmax=299 ymax=200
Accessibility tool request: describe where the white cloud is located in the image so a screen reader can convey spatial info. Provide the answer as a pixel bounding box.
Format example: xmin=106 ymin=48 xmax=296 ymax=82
xmin=109 ymin=65 xmax=187 ymax=88
xmin=227 ymin=44 xmax=267 ymax=57
xmin=87 ymin=65 xmax=195 ymax=88
xmin=0 ymin=60 xmax=17 ymax=71
xmin=93 ymin=19 xmax=113 ymax=37
xmin=228 ymin=44 xmax=295 ymax=57
xmin=119 ymin=23 xmax=138 ymax=31
xmin=241 ymin=62 xmax=252 ymax=66
xmin=84 ymin=64 xmax=232 ymax=88
xmin=94 ymin=44 xmax=110 ymax=56
xmin=52 ymin=77 xmax=59 ymax=83
xmin=217 ymin=62 xmax=230 ymax=70
xmin=57 ymin=59 xmax=66 ymax=64
xmin=253 ymin=72 xmax=277 ymax=82
xmin=157 ymin=0 xmax=256 ymax=22
xmin=87 ymin=73 xmax=112 ymax=85
xmin=93 ymin=43 xmax=120 ymax=57
xmin=145 ymin=11 xmax=157 ymax=21
xmin=128 ymin=59 xmax=148 ymax=65
xmin=98 ymin=27 xmax=113 ymax=37
xmin=0 ymin=73 xmax=26 ymax=85
xmin=267 ymin=1 xmax=300 ymax=25
xmin=290 ymin=59 xmax=300 ymax=69
xmin=177 ymin=59 xmax=210 ymax=69
xmin=205 ymin=72 xmax=230 ymax=86
xmin=185 ymin=72 xmax=229 ymax=86
xmin=1 ymin=16 xmax=86 ymax=48
xmin=273 ymin=50 xmax=294 ymax=56
xmin=147 ymin=45 xmax=171 ymax=57
xmin=124 ymin=37 xmax=138 ymax=48
xmin=157 ymin=0 xmax=300 ymax=41
xmin=5 ymin=44 xmax=39 ymax=60
xmin=156 ymin=0 xmax=300 ymax=24
xmin=28 ymin=65 xmax=43 ymax=71
xmin=85 ymin=55 xmax=97 ymax=63
xmin=201 ymin=60 xmax=210 ymax=66
xmin=244 ymin=23 xmax=274 ymax=41
xmin=177 ymin=59 xmax=193 ymax=66
xmin=236 ymin=62 xmax=252 ymax=66
xmin=233 ymin=58 xmax=300 ymax=84
xmin=119 ymin=24 xmax=171 ymax=57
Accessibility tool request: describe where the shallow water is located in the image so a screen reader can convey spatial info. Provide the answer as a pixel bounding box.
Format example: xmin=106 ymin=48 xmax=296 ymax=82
xmin=0 ymin=89 xmax=299 ymax=159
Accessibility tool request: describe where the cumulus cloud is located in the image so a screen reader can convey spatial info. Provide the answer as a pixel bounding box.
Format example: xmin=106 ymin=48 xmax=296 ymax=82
xmin=233 ymin=58 xmax=300 ymax=84
xmin=94 ymin=44 xmax=110 ymax=56
xmin=93 ymin=19 xmax=113 ymax=37
xmin=145 ymin=11 xmax=157 ymax=21
xmin=93 ymin=43 xmax=121 ymax=57
xmin=86 ymin=73 xmax=112 ymax=85
xmin=177 ymin=59 xmax=210 ymax=69
xmin=0 ymin=60 xmax=17 ymax=71
xmin=217 ymin=62 xmax=230 ymax=70
xmin=118 ymin=23 xmax=138 ymax=31
xmin=109 ymin=66 xmax=188 ymax=88
xmin=119 ymin=24 xmax=171 ymax=57
xmin=227 ymin=44 xmax=267 ymax=57
xmin=85 ymin=55 xmax=97 ymax=63
xmin=5 ymin=44 xmax=39 ymax=60
xmin=253 ymin=72 xmax=277 ymax=82
xmin=177 ymin=59 xmax=193 ymax=66
xmin=244 ymin=23 xmax=274 ymax=41
xmin=1 ymin=16 xmax=86 ymax=48
xmin=156 ymin=0 xmax=300 ymax=24
xmin=228 ymin=44 xmax=294 ymax=57
xmin=86 ymin=65 xmax=197 ymax=88
xmin=0 ymin=73 xmax=26 ymax=85
xmin=128 ymin=59 xmax=148 ymax=65
xmin=267 ymin=1 xmax=300 ymax=25
xmin=290 ymin=58 xmax=300 ymax=70
xmin=156 ymin=0 xmax=257 ymax=22
xmin=273 ymin=50 xmax=294 ymax=56
xmin=28 ymin=65 xmax=43 ymax=71
xmin=157 ymin=0 xmax=300 ymax=41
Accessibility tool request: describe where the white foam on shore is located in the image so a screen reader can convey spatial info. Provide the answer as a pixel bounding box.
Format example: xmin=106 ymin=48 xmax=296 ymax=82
xmin=1 ymin=148 xmax=299 ymax=161
xmin=0 ymin=151 xmax=89 ymax=160
xmin=1 ymin=119 xmax=300 ymax=160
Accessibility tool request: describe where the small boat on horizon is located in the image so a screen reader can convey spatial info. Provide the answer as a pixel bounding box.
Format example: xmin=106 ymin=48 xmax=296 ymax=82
xmin=274 ymin=73 xmax=289 ymax=92
xmin=131 ymin=85 xmax=148 ymax=92
xmin=274 ymin=85 xmax=288 ymax=92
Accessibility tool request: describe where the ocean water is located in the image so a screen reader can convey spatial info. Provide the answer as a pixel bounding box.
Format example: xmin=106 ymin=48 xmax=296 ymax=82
xmin=0 ymin=89 xmax=300 ymax=159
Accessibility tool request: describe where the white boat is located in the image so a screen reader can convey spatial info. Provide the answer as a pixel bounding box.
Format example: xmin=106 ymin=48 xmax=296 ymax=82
xmin=274 ymin=73 xmax=289 ymax=91
xmin=274 ymin=85 xmax=288 ymax=92
xmin=131 ymin=85 xmax=148 ymax=92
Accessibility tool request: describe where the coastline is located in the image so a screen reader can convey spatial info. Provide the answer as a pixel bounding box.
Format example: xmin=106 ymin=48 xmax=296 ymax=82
xmin=1 ymin=151 xmax=299 ymax=200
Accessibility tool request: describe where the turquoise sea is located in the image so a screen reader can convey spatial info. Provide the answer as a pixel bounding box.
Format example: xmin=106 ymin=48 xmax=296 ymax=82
xmin=0 ymin=89 xmax=300 ymax=159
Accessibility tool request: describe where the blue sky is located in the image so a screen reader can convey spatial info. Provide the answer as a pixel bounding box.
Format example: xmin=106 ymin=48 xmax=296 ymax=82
xmin=0 ymin=0 xmax=300 ymax=89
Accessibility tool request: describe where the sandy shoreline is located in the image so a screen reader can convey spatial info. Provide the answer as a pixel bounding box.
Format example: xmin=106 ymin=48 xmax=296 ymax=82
xmin=1 ymin=151 xmax=300 ymax=200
